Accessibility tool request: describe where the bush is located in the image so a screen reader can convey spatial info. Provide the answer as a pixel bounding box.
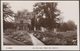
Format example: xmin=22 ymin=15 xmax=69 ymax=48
xmin=33 ymin=31 xmax=77 ymax=45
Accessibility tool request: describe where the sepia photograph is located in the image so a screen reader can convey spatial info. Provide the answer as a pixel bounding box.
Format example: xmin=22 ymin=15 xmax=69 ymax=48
xmin=2 ymin=1 xmax=79 ymax=47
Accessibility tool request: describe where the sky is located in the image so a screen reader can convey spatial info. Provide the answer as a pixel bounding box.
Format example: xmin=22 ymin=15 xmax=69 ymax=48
xmin=2 ymin=1 xmax=79 ymax=25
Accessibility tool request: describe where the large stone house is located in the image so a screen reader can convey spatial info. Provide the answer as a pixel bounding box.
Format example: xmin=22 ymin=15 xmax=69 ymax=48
xmin=15 ymin=11 xmax=34 ymax=31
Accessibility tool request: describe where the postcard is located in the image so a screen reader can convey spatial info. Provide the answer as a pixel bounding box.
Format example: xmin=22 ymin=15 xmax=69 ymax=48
xmin=1 ymin=0 xmax=79 ymax=50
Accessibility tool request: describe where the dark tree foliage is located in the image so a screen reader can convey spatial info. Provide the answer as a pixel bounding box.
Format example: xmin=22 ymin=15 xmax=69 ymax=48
xmin=3 ymin=2 xmax=15 ymax=30
xmin=3 ymin=2 xmax=14 ymax=19
xmin=3 ymin=21 xmax=15 ymax=30
xmin=59 ymin=23 xmax=68 ymax=32
xmin=67 ymin=20 xmax=77 ymax=31
xmin=33 ymin=2 xmax=61 ymax=30
xmin=58 ymin=20 xmax=77 ymax=32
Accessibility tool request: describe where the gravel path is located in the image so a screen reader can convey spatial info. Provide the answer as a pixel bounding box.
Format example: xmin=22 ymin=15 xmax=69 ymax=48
xmin=29 ymin=33 xmax=44 ymax=45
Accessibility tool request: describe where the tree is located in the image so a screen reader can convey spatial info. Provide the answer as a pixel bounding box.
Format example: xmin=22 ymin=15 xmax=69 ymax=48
xmin=15 ymin=10 xmax=32 ymax=20
xmin=58 ymin=20 xmax=77 ymax=32
xmin=67 ymin=20 xmax=77 ymax=31
xmin=3 ymin=2 xmax=14 ymax=21
xmin=3 ymin=2 xmax=15 ymax=30
xmin=33 ymin=2 xmax=61 ymax=31
xmin=59 ymin=23 xmax=68 ymax=32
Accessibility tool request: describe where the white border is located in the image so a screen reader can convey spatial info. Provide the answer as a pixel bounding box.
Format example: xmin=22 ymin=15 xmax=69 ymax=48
xmin=1 ymin=1 xmax=79 ymax=50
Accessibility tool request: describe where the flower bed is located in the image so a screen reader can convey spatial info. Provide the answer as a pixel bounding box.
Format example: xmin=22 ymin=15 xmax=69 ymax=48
xmin=33 ymin=31 xmax=77 ymax=45
xmin=4 ymin=30 xmax=33 ymax=45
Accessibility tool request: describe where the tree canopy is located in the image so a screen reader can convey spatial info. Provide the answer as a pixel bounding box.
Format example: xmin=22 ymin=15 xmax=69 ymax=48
xmin=33 ymin=2 xmax=61 ymax=30
xmin=3 ymin=2 xmax=14 ymax=21
xmin=3 ymin=2 xmax=15 ymax=29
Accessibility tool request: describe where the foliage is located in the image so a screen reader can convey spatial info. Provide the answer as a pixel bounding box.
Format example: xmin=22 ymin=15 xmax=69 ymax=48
xmin=3 ymin=2 xmax=14 ymax=20
xmin=58 ymin=20 xmax=77 ymax=32
xmin=33 ymin=2 xmax=61 ymax=30
xmin=67 ymin=20 xmax=77 ymax=31
xmin=33 ymin=31 xmax=77 ymax=45
xmin=3 ymin=2 xmax=15 ymax=30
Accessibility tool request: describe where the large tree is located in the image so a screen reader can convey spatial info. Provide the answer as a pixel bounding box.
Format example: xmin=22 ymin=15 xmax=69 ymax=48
xmin=33 ymin=2 xmax=61 ymax=30
xmin=3 ymin=2 xmax=15 ymax=30
xmin=67 ymin=20 xmax=77 ymax=31
xmin=3 ymin=2 xmax=14 ymax=21
xmin=58 ymin=20 xmax=77 ymax=32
